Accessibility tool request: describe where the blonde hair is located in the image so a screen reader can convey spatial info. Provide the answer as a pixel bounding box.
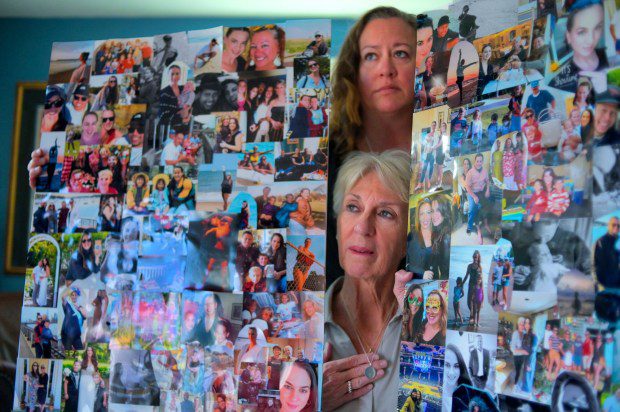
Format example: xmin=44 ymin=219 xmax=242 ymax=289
xmin=333 ymin=150 xmax=411 ymax=215
xmin=330 ymin=7 xmax=417 ymax=158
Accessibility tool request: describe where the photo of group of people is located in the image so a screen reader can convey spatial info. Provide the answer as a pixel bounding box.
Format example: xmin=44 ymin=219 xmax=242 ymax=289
xmin=407 ymin=0 xmax=620 ymax=410
xmin=17 ymin=18 xmax=330 ymax=412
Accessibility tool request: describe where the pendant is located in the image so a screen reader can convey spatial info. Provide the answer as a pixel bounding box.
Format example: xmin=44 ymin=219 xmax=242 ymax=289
xmin=365 ymin=365 xmax=376 ymax=379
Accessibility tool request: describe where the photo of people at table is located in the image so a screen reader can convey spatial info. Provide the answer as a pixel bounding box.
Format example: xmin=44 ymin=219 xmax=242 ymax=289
xmin=452 ymin=151 xmax=502 ymax=245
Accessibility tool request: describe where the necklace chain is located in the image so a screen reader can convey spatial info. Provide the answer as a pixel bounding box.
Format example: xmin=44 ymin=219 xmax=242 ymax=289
xmin=364 ymin=134 xmax=374 ymax=153
xmin=341 ymin=294 xmax=396 ymax=359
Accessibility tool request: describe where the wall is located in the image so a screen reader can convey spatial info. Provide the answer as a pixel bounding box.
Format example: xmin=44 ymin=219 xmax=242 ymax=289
xmin=0 ymin=17 xmax=353 ymax=292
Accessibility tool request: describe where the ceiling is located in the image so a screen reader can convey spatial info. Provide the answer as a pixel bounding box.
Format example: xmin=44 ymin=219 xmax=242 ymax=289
xmin=0 ymin=0 xmax=449 ymax=18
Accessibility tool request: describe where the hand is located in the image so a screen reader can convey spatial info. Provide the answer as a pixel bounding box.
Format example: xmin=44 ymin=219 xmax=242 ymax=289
xmin=394 ymin=270 xmax=414 ymax=309
xmin=322 ymin=343 xmax=387 ymax=411
xmin=513 ymin=265 xmax=531 ymax=286
xmin=28 ymin=148 xmax=49 ymax=189
xmin=423 ymin=270 xmax=434 ymax=280
xmin=65 ymin=394 xmax=69 ymax=401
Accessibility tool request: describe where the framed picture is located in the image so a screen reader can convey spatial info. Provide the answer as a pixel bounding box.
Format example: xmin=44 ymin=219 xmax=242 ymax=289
xmin=5 ymin=82 xmax=46 ymax=275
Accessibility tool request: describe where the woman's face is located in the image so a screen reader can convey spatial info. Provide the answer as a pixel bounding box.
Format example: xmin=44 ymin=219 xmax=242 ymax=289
xmin=444 ymin=349 xmax=461 ymax=388
xmin=577 ymin=85 xmax=589 ymax=101
xmin=82 ymin=235 xmax=92 ymax=251
xmin=136 ymin=176 xmax=145 ymax=187
xmin=416 ymin=26 xmax=434 ymax=67
xmin=337 ymin=171 xmax=407 ymax=280
xmin=463 ymin=159 xmax=471 ymax=172
xmin=525 ymin=318 xmax=531 ymax=331
xmin=170 ymin=67 xmax=181 ymax=85
xmin=581 ymin=110 xmax=592 ymax=126
xmin=224 ymin=29 xmax=250 ymax=58
xmin=198 ymin=88 xmax=219 ymax=110
xmin=270 ymin=235 xmax=281 ymax=250
xmin=311 ymin=97 xmax=319 ymax=110
xmin=102 ymin=110 xmax=115 ymax=131
xmin=276 ymin=81 xmax=285 ymax=98
xmin=358 ymin=18 xmax=416 ymax=117
xmin=250 ymin=30 xmax=279 ymax=70
xmin=173 ymin=167 xmax=183 ymax=181
xmin=279 ymin=363 xmax=311 ymax=412
xmin=408 ymin=288 xmax=423 ymax=315
xmin=482 ymin=46 xmax=492 ymax=61
xmin=224 ymin=82 xmax=238 ymax=106
xmin=431 ymin=200 xmax=444 ymax=227
xmin=301 ymin=189 xmax=310 ymax=199
xmin=87 ymin=346 xmax=94 ymax=357
xmin=543 ymin=170 xmax=553 ymax=186
xmin=229 ymin=118 xmax=238 ymax=131
xmin=425 ymin=293 xmax=442 ymax=326
xmin=566 ymin=5 xmax=604 ymax=60
xmin=265 ymin=86 xmax=274 ymax=100
xmin=418 ymin=202 xmax=432 ymax=230
xmin=82 ymin=114 xmax=98 ymax=137
xmin=238 ymin=81 xmax=247 ymax=98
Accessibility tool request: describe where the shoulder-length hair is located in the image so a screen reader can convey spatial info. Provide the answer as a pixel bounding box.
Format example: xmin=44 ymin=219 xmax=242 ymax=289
xmin=402 ymin=282 xmax=425 ymax=341
xmin=446 ymin=344 xmax=473 ymax=387
xmin=330 ymin=7 xmax=417 ymax=158
xmin=279 ymin=361 xmax=318 ymax=412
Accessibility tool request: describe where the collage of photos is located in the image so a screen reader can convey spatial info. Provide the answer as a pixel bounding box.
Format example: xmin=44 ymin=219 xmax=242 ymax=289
xmin=16 ymin=18 xmax=331 ymax=412
xmin=408 ymin=0 xmax=620 ymax=410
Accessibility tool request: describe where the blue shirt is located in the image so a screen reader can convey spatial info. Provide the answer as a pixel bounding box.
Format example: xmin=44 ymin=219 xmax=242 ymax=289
xmin=603 ymin=395 xmax=620 ymax=412
xmin=526 ymin=90 xmax=555 ymax=121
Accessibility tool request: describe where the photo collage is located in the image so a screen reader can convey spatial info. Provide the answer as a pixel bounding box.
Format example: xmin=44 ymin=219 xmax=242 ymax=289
xmin=402 ymin=0 xmax=620 ymax=410
xmin=16 ymin=19 xmax=330 ymax=412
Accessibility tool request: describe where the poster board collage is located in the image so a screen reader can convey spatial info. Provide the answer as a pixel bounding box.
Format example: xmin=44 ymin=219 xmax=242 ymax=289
xmin=403 ymin=0 xmax=620 ymax=410
xmin=15 ymin=20 xmax=330 ymax=412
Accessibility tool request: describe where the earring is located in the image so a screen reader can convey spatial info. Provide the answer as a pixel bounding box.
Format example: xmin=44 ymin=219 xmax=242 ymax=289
xmin=274 ymin=56 xmax=281 ymax=67
xmin=249 ymin=59 xmax=255 ymax=67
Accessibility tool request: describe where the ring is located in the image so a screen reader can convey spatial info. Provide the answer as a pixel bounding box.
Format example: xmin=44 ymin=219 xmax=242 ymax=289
xmin=347 ymin=380 xmax=353 ymax=394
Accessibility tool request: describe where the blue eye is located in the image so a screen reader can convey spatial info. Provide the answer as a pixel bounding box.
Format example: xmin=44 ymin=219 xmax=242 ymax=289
xmin=346 ymin=204 xmax=359 ymax=212
xmin=395 ymin=50 xmax=409 ymax=58
xmin=364 ymin=53 xmax=378 ymax=61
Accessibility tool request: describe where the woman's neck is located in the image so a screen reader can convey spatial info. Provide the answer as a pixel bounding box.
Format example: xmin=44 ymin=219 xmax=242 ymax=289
xmin=573 ymin=52 xmax=599 ymax=71
xmin=360 ymin=109 xmax=412 ymax=152
xmin=338 ymin=274 xmax=396 ymax=337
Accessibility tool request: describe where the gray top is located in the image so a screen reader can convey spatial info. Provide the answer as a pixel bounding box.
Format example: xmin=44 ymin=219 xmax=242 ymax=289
xmin=324 ymin=276 xmax=403 ymax=412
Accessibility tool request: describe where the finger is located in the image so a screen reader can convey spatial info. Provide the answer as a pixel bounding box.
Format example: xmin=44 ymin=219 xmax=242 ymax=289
xmin=29 ymin=167 xmax=41 ymax=190
xmin=323 ymin=342 xmax=332 ymax=363
xmin=336 ymin=358 xmax=388 ymax=385
xmin=394 ymin=270 xmax=413 ymax=308
xmin=323 ymin=353 xmax=379 ymax=374
xmin=340 ymin=383 xmax=374 ymax=405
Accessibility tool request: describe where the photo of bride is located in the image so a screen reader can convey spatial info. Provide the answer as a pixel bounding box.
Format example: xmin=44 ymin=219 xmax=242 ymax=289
xmin=73 ymin=345 xmax=109 ymax=412
xmin=25 ymin=234 xmax=61 ymax=308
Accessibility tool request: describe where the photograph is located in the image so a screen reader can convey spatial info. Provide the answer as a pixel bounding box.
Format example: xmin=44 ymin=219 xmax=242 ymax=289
xmin=447 ymin=245 xmax=501 ymax=334
xmin=108 ymin=348 xmax=160 ymax=407
xmin=181 ymin=290 xmax=242 ymax=348
xmin=406 ymin=191 xmax=452 ymax=280
xmin=285 ymin=235 xmax=326 ymax=292
xmin=496 ymin=292 xmax=556 ymax=400
xmin=237 ymin=142 xmax=276 ymax=186
xmin=401 ymin=280 xmax=448 ymax=347
xmin=49 ymin=40 xmax=94 ymax=89
xmin=284 ymin=18 xmax=331 ymax=62
xmin=502 ymin=218 xmax=594 ymax=316
xmin=397 ymin=342 xmax=444 ymax=412
xmin=19 ymin=307 xmax=61 ymax=359
xmin=593 ymin=144 xmax=620 ymax=219
xmin=35 ymin=131 xmax=66 ymax=193
xmin=293 ymin=56 xmax=330 ymax=89
xmin=287 ymin=88 xmax=329 ymax=140
xmin=524 ymin=161 xmax=592 ymax=221
xmin=13 ymin=358 xmax=64 ymax=412
xmin=412 ymin=105 xmax=453 ymax=193
xmin=24 ymin=233 xmax=61 ymax=308
xmin=188 ymin=27 xmax=224 ymax=75
xmin=274 ymin=137 xmax=328 ymax=182
xmin=446 ymin=41 xmax=479 ymax=107
xmin=593 ymin=211 xmax=620 ymax=290
xmin=451 ymin=151 xmax=503 ymax=246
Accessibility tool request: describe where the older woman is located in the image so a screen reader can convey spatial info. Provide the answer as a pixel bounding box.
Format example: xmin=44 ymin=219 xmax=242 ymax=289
xmin=323 ymin=150 xmax=410 ymax=411
xmin=326 ymin=7 xmax=417 ymax=286
xmin=248 ymin=25 xmax=285 ymax=71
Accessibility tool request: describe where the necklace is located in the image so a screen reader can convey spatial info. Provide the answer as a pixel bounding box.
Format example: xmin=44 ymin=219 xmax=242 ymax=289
xmin=341 ymin=293 xmax=396 ymax=379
